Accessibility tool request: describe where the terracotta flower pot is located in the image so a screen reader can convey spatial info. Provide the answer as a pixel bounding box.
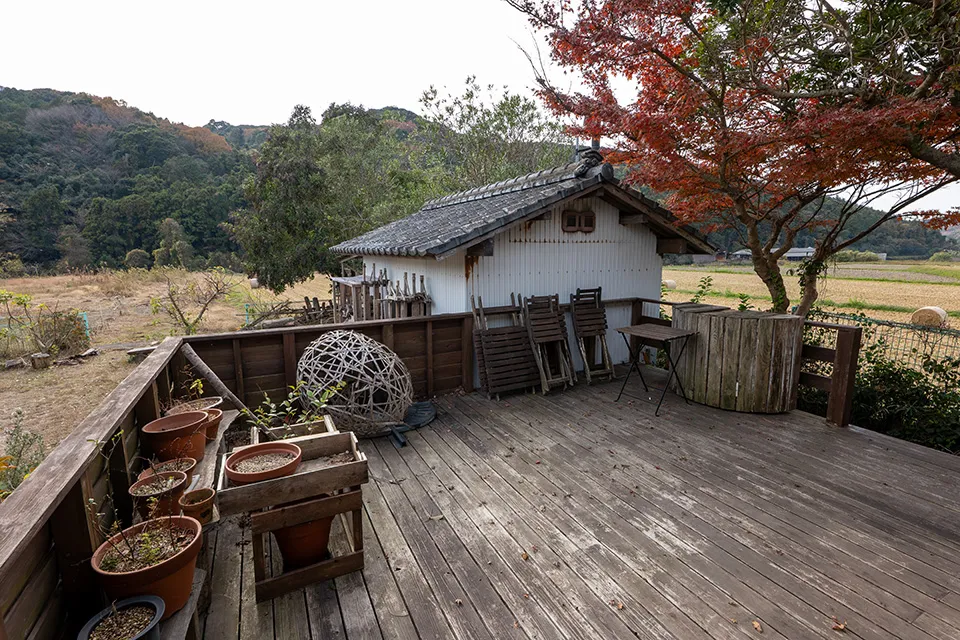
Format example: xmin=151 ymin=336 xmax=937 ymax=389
xmin=138 ymin=457 xmax=197 ymax=485
xmin=142 ymin=412 xmax=207 ymax=462
xmin=129 ymin=471 xmax=188 ymax=519
xmin=224 ymin=442 xmax=302 ymax=485
xmin=224 ymin=442 xmax=331 ymax=568
xmin=271 ymin=514 xmax=334 ymax=570
xmin=179 ymin=488 xmax=216 ymax=525
xmin=165 ymin=396 xmax=223 ymax=416
xmin=78 ymin=595 xmax=164 ymax=640
xmin=203 ymin=408 xmax=223 ymax=442
xmin=91 ymin=516 xmax=203 ymax=621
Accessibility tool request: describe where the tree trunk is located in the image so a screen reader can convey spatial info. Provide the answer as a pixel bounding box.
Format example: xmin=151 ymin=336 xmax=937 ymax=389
xmin=751 ymin=253 xmax=790 ymax=313
xmin=794 ymin=267 xmax=821 ymax=317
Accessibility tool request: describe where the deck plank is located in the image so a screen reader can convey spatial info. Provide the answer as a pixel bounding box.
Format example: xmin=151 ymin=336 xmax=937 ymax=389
xmin=201 ymin=375 xmax=960 ymax=640
xmin=524 ymin=392 xmax=947 ymax=640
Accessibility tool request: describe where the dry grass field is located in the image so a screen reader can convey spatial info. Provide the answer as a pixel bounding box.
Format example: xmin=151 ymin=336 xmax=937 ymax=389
xmin=662 ymin=261 xmax=960 ymax=324
xmin=0 ymin=270 xmax=331 ymax=448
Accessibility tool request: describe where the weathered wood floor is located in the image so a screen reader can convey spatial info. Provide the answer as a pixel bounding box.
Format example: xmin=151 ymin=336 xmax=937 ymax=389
xmin=201 ymin=372 xmax=960 ymax=640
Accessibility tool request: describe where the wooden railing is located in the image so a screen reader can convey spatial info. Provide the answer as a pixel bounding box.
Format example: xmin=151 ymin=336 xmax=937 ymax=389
xmin=0 ymin=337 xmax=183 ymax=639
xmin=799 ymin=322 xmax=863 ymax=427
xmin=0 ymin=303 xmax=863 ymax=638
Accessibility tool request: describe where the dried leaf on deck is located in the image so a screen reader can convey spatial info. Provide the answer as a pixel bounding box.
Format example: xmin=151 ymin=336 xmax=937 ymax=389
xmin=752 ymin=620 xmax=763 ymax=632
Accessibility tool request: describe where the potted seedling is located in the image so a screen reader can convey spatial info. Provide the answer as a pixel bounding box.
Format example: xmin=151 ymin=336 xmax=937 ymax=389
xmin=164 ymin=376 xmax=222 ymax=416
xmin=87 ymin=435 xmax=203 ymax=620
xmin=137 ymin=457 xmax=197 ymax=484
xmin=179 ymin=488 xmax=216 ymax=525
xmin=243 ymin=381 xmax=342 ymax=440
xmin=128 ymin=471 xmax=187 ymax=519
xmin=78 ymin=595 xmax=164 ymax=640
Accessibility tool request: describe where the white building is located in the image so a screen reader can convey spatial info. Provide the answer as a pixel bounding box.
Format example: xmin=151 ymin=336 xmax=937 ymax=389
xmin=331 ymin=150 xmax=713 ymax=369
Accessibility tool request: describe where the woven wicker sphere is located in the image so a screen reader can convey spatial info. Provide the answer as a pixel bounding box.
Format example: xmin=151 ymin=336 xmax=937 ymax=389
xmin=297 ymin=330 xmax=414 ymax=438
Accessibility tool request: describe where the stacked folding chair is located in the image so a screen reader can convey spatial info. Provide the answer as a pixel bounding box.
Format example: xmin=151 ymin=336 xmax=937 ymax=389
xmin=570 ymin=287 xmax=615 ymax=383
xmin=522 ymin=294 xmax=576 ymax=393
xmin=471 ymin=295 xmax=541 ymax=399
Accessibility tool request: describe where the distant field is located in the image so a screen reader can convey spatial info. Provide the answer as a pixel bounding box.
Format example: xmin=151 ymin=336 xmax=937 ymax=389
xmin=662 ymin=261 xmax=960 ymax=324
xmin=0 ymin=269 xmax=331 ymax=448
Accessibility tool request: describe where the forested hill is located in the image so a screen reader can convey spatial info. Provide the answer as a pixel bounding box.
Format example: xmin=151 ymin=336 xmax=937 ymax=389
xmin=0 ymin=86 xmax=953 ymax=276
xmin=0 ymin=87 xmax=253 ymax=269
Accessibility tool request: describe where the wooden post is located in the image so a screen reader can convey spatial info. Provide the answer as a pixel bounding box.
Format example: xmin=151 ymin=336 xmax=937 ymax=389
xmin=283 ymin=333 xmax=297 ymax=388
xmin=50 ymin=479 xmax=102 ymax=627
xmin=426 ymin=320 xmax=434 ymax=396
xmin=629 ymin=299 xmax=643 ymax=358
xmin=382 ymin=324 xmax=395 ymax=351
xmin=232 ymin=339 xmax=245 ymax=401
xmin=827 ymin=326 xmax=862 ymax=427
xmin=461 ymin=315 xmax=474 ymax=392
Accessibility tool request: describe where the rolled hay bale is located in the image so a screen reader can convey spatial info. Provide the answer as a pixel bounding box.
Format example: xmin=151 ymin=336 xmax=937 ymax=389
xmin=248 ymin=277 xmax=259 ymax=289
xmin=911 ymin=306 xmax=948 ymax=327
xmin=662 ymin=279 xmax=677 ymax=290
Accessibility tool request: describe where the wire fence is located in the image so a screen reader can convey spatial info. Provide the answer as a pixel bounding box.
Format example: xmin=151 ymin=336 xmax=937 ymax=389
xmin=810 ymin=310 xmax=960 ymax=369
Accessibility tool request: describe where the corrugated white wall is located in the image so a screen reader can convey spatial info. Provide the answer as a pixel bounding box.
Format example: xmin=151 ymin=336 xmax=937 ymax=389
xmin=363 ymin=195 xmax=663 ymax=368
xmin=467 ymin=195 xmax=662 ymax=366
xmin=363 ymin=251 xmax=468 ymax=315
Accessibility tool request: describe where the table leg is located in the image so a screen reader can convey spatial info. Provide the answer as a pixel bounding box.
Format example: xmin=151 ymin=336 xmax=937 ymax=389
xmin=616 ymin=334 xmax=648 ymax=402
xmin=656 ymin=336 xmax=691 ymax=415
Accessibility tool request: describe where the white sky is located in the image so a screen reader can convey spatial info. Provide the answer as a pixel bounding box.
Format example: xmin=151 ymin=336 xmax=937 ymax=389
xmin=4 ymin=0 xmax=958 ymax=215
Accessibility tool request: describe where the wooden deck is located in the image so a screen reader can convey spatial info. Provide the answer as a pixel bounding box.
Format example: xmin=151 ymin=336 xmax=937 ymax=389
xmin=200 ymin=372 xmax=960 ymax=640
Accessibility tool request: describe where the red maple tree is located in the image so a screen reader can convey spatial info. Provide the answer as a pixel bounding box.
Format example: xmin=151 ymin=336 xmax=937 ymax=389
xmin=509 ymin=0 xmax=958 ymax=314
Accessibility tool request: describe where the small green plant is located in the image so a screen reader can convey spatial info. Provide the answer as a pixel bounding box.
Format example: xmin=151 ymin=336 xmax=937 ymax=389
xmin=736 ymin=293 xmax=754 ymax=312
xmin=150 ymin=268 xmax=237 ymax=335
xmin=244 ymin=381 xmax=345 ymax=435
xmin=0 ymin=409 xmax=46 ymax=501
xmin=85 ymin=432 xmax=190 ymax=572
xmin=689 ymin=276 xmax=713 ymax=304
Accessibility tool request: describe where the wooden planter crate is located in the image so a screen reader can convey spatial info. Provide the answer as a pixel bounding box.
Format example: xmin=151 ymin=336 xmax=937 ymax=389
xmin=247 ymin=415 xmax=338 ymax=444
xmin=216 ymin=430 xmax=368 ymax=602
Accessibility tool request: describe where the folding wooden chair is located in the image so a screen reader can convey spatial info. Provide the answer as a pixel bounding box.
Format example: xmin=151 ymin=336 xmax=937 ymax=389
xmin=471 ymin=295 xmax=540 ymax=399
xmin=570 ymin=287 xmax=615 ymax=383
xmin=522 ymin=294 xmax=576 ymax=393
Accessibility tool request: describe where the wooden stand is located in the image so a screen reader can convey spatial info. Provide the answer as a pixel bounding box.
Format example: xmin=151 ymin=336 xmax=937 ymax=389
xmin=217 ymin=430 xmax=368 ymax=602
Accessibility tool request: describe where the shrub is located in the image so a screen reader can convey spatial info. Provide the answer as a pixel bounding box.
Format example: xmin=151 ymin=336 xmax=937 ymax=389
xmin=833 ymin=249 xmax=881 ymax=262
xmin=124 ymin=248 xmax=152 ymax=269
xmin=799 ymin=339 xmax=960 ymax=453
xmin=929 ymin=250 xmax=960 ymax=262
xmin=0 ymin=253 xmax=26 ymax=277
xmin=0 ymin=290 xmax=90 ymax=358
xmin=0 ymin=410 xmax=46 ymax=502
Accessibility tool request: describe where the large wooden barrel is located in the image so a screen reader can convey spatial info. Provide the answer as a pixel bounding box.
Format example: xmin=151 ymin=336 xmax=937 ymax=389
xmin=672 ymin=304 xmax=804 ymax=413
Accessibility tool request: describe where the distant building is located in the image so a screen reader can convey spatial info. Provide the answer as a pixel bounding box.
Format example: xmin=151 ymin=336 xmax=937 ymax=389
xmin=331 ymin=149 xmax=714 ymax=368
xmin=732 ymin=246 xmax=815 ymax=262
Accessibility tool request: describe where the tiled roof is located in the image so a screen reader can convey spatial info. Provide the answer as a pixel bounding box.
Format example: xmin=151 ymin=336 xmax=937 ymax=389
xmin=330 ymin=156 xmax=712 ymax=257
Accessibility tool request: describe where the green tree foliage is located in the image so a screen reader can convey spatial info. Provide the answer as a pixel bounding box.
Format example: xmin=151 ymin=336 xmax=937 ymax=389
xmin=124 ymin=249 xmax=152 ymax=269
xmin=0 ymin=88 xmax=250 ymax=270
xmin=417 ymin=76 xmax=572 ymax=191
xmin=13 ymin=186 xmax=67 ymax=264
xmin=230 ymin=105 xmax=438 ymax=292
